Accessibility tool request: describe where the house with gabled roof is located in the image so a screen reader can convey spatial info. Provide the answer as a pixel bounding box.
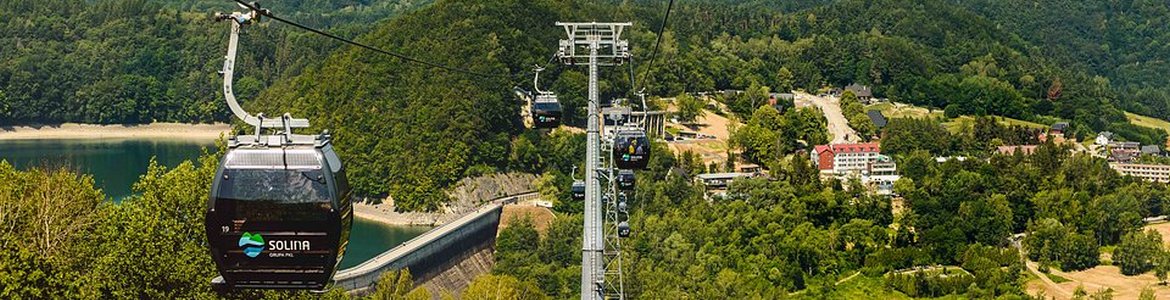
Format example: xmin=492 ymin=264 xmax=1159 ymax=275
xmin=845 ymin=83 xmax=873 ymax=103
xmin=1051 ymin=122 xmax=1069 ymax=136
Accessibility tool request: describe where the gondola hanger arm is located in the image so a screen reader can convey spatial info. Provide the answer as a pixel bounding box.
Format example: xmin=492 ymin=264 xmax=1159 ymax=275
xmin=216 ymin=3 xmax=310 ymax=131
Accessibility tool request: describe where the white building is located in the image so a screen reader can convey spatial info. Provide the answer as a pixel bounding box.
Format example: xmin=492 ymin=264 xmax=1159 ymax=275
xmin=812 ymin=143 xmax=900 ymax=195
xmin=1111 ymin=163 xmax=1170 ymax=183
xmin=1096 ymin=131 xmax=1114 ymax=146
xmin=862 ymin=155 xmax=900 ymax=195
xmin=812 ymin=143 xmax=882 ymax=175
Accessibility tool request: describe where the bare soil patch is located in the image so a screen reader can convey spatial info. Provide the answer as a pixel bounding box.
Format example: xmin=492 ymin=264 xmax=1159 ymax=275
xmin=499 ymin=205 xmax=555 ymax=236
xmin=1026 ymin=265 xmax=1169 ymax=300
xmin=1145 ymin=222 xmax=1170 ymax=247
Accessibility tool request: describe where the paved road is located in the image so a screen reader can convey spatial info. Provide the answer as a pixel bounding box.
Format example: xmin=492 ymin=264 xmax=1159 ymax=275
xmin=796 ymin=92 xmax=858 ymax=144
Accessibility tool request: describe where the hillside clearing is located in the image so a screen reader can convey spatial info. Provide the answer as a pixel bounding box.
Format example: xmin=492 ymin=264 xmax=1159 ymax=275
xmin=1127 ymin=112 xmax=1170 ymax=133
xmin=867 ymin=102 xmax=1050 ymax=134
xmin=942 ymin=115 xmax=1048 ymax=133
xmin=868 ymin=102 xmax=943 ymax=119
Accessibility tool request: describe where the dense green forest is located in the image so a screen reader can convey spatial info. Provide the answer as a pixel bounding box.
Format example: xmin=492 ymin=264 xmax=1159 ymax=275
xmin=7 ymin=0 xmax=1170 ymax=209
xmin=492 ymin=133 xmax=1170 ymax=299
xmin=0 ymin=0 xmax=429 ymax=124
xmin=248 ymin=0 xmax=1170 ymax=208
xmin=950 ymin=0 xmax=1170 ymax=121
xmin=7 ymin=128 xmax=1170 ymax=298
xmin=0 ymin=149 xmax=533 ymax=299
xmin=8 ymin=0 xmax=1170 ymax=298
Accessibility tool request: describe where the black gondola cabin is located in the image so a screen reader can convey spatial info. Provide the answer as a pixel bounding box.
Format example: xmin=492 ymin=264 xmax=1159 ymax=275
xmin=613 ymin=129 xmax=650 ymax=170
xmin=571 ymin=180 xmax=586 ymax=201
xmin=617 ymin=169 xmax=635 ymax=191
xmin=531 ymin=94 xmax=562 ymax=129
xmin=206 ymin=135 xmax=352 ymax=291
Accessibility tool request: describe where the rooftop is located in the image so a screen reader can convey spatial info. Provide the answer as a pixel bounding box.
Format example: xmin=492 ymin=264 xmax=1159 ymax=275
xmin=815 ymin=143 xmax=881 ymax=155
xmin=1142 ymin=145 xmax=1162 ymax=154
xmin=867 ymin=110 xmax=887 ymax=128
xmin=997 ymin=145 xmax=1038 ymax=155
xmin=845 ymin=83 xmax=873 ymax=98
xmin=695 ymin=172 xmax=754 ymax=180
xmin=770 ymin=93 xmax=795 ymax=100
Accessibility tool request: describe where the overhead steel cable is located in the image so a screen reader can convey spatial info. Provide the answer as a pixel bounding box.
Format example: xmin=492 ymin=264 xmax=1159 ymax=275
xmin=636 ymin=0 xmax=676 ymax=91
xmin=231 ymin=0 xmax=520 ymax=80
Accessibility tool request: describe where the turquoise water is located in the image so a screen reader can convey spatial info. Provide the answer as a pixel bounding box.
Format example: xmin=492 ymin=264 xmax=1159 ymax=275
xmin=0 ymin=138 xmax=426 ymax=268
xmin=0 ymin=138 xmax=211 ymax=199
xmin=341 ymin=221 xmax=431 ymax=269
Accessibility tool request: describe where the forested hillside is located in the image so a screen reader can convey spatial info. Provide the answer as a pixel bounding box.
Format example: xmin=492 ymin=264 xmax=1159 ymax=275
xmin=5 ymin=0 xmax=1169 ymax=212
xmin=0 ymin=0 xmax=428 ymax=125
xmin=951 ymin=0 xmax=1170 ymax=120
xmin=9 ymin=0 xmax=1170 ymax=298
xmin=246 ymin=0 xmax=1170 ymax=209
xmin=642 ymin=0 xmax=1167 ymax=144
xmin=492 ymin=138 xmax=1170 ymax=298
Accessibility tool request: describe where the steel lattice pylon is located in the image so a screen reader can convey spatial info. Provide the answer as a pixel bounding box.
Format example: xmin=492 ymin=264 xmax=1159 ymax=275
xmin=599 ymin=138 xmax=629 ymax=300
xmin=554 ymin=22 xmax=631 ymax=300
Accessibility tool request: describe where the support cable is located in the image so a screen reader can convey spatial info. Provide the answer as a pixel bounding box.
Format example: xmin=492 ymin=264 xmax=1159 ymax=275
xmin=231 ymin=0 xmax=527 ymax=80
xmin=635 ymin=0 xmax=676 ymax=91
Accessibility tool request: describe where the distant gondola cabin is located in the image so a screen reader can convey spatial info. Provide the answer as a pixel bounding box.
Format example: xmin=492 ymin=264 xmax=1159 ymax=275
xmin=618 ymin=221 xmax=631 ymax=238
xmin=571 ymin=180 xmax=586 ymax=201
xmin=617 ymin=169 xmax=635 ymax=191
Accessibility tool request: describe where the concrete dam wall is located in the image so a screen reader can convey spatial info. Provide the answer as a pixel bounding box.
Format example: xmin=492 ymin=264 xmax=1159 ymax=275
xmin=333 ymin=203 xmax=503 ymax=295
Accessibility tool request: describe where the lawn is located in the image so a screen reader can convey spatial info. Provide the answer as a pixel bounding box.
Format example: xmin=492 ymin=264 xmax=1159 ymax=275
xmin=801 ymin=275 xmax=912 ymax=300
xmin=1045 ymin=273 xmax=1071 ymax=283
xmin=815 ymin=275 xmax=969 ymax=300
xmin=1127 ymin=112 xmax=1170 ymax=133
xmin=868 ymin=102 xmax=1048 ymax=134
xmin=942 ymin=115 xmax=1048 ymax=134
xmin=867 ymin=102 xmax=943 ymax=119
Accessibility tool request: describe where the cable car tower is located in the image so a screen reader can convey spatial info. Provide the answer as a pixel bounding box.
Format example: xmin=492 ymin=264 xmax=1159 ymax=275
xmin=554 ymin=22 xmax=631 ymax=300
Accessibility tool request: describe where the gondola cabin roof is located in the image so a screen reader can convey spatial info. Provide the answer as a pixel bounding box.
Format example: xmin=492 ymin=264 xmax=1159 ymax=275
xmin=225 ymin=133 xmax=340 ymax=173
xmin=223 ymin=148 xmax=323 ymax=170
xmin=535 ymin=93 xmax=559 ymax=103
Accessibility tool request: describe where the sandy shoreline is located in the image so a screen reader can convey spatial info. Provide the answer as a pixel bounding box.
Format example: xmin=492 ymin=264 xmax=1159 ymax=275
xmin=0 ymin=123 xmax=230 ymax=141
xmin=354 ymin=202 xmax=459 ymax=227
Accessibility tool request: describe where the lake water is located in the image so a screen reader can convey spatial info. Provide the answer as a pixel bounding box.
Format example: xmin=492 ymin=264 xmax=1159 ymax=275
xmin=0 ymin=138 xmax=425 ymax=269
xmin=0 ymin=139 xmax=211 ymax=199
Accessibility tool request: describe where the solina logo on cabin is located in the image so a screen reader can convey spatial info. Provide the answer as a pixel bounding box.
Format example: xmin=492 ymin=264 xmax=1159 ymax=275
xmin=238 ymin=232 xmax=265 ymax=258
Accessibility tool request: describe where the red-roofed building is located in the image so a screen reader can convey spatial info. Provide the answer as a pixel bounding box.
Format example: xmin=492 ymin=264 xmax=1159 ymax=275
xmin=811 ymin=143 xmax=882 ymax=174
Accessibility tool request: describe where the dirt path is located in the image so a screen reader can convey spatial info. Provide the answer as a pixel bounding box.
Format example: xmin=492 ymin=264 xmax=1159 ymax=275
xmin=664 ymin=102 xmax=734 ymax=141
xmin=1024 ymin=260 xmax=1073 ymax=299
xmin=500 ymin=204 xmax=556 ymax=236
xmin=795 ymin=92 xmax=857 ymax=144
xmin=1017 ymin=233 xmax=1170 ymax=299
xmin=664 ymin=104 xmax=738 ymax=166
xmin=836 ymin=271 xmax=861 ymax=285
